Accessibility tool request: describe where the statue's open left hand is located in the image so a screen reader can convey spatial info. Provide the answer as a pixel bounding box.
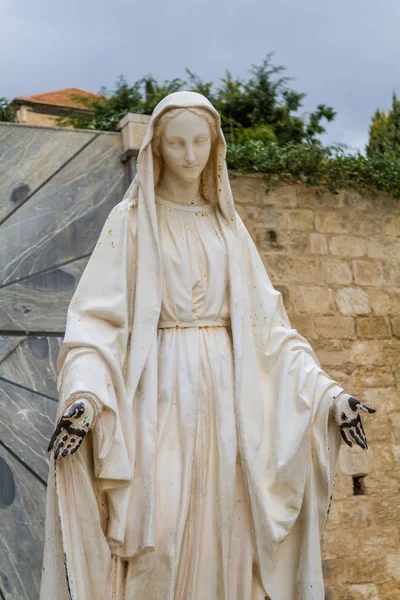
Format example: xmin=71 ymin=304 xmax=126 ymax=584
xmin=47 ymin=399 xmax=95 ymax=459
xmin=332 ymin=393 xmax=376 ymax=450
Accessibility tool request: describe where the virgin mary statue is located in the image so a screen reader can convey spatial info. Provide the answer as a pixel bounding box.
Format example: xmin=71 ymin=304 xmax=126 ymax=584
xmin=40 ymin=91 xmax=374 ymax=600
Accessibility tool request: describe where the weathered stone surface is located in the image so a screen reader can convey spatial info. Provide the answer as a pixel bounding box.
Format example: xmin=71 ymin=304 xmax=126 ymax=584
xmin=386 ymin=555 xmax=400 ymax=581
xmin=0 ymin=445 xmax=46 ymax=600
xmin=335 ymin=287 xmax=370 ymax=315
xmin=368 ymin=236 xmax=400 ymax=259
xmin=280 ymin=208 xmax=314 ymax=230
xmin=368 ymin=289 xmax=400 ymax=315
xmin=0 ymin=379 xmax=57 ymax=481
xmin=323 ymin=526 xmax=399 ymax=557
xmin=391 ymin=316 xmax=400 ymax=338
xmin=308 ymin=232 xmax=328 ymax=254
xmin=0 ymin=257 xmax=88 ymax=332
xmin=384 ymin=214 xmax=400 ymax=237
xmin=0 ymin=336 xmax=62 ymax=398
xmin=0 ymin=336 xmax=24 ymax=362
xmin=344 ymin=584 xmax=380 ymax=600
xmin=290 ymin=314 xmax=316 ymax=339
xmin=353 ymin=261 xmax=384 ymax=286
xmin=329 ymin=236 xmax=368 ymax=258
xmin=356 ymin=316 xmax=391 ymax=338
xmin=351 ymin=365 xmax=395 ymax=388
xmin=315 ymin=212 xmax=350 ymax=234
xmin=0 ymin=134 xmax=126 ymax=286
xmin=350 ymin=340 xmax=384 ymax=365
xmin=339 ymin=445 xmax=375 ymax=476
xmin=322 ymin=259 xmax=353 ymax=284
xmin=291 ymin=286 xmax=334 ymax=314
xmin=314 ymin=316 xmax=355 ymax=339
xmin=0 ymin=122 xmax=96 ymax=223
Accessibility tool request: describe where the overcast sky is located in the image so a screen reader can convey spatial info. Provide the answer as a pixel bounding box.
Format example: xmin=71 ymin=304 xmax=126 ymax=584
xmin=2 ymin=0 xmax=399 ymax=153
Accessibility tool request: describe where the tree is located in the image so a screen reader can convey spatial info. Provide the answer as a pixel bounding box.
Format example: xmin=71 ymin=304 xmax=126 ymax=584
xmin=366 ymin=92 xmax=400 ymax=158
xmin=0 ymin=97 xmax=16 ymax=122
xmin=56 ymin=55 xmax=337 ymax=145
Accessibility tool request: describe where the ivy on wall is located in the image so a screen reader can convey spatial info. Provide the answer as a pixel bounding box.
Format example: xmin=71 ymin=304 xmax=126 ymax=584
xmin=227 ymin=140 xmax=400 ymax=199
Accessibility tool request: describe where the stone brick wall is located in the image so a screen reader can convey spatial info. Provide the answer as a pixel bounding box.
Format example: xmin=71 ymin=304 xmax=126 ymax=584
xmin=231 ymin=173 xmax=400 ymax=600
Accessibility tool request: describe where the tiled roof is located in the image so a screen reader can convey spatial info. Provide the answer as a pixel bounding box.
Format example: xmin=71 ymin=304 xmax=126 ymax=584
xmin=15 ymin=87 xmax=103 ymax=108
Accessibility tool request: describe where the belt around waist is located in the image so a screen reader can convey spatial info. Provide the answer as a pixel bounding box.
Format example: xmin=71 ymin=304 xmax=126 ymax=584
xmin=158 ymin=318 xmax=230 ymax=329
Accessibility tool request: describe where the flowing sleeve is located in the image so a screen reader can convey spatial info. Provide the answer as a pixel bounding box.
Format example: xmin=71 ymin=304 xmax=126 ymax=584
xmin=56 ymin=198 xmax=137 ymax=482
xmin=236 ymin=212 xmax=343 ymax=536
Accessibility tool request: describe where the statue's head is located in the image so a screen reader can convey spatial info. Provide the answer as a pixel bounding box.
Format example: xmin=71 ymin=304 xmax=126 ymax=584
xmin=152 ymin=106 xmax=219 ymax=191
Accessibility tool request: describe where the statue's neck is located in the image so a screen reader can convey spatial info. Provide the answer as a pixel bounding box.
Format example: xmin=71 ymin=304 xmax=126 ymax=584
xmin=156 ymin=169 xmax=206 ymax=206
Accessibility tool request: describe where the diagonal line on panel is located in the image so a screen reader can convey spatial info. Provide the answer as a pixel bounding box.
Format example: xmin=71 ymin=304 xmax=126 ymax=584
xmin=0 ymin=376 xmax=58 ymax=402
xmin=0 ymin=133 xmax=101 ymax=228
xmin=0 ymin=439 xmax=47 ymax=487
xmin=0 ymin=253 xmax=91 ymax=291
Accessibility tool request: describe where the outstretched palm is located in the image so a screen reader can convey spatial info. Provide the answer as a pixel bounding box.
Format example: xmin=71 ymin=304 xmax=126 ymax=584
xmin=333 ymin=394 xmax=376 ymax=450
xmin=47 ymin=400 xmax=93 ymax=459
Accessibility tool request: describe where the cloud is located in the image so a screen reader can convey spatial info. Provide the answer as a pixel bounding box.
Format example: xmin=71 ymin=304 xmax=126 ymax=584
xmin=2 ymin=0 xmax=400 ymax=151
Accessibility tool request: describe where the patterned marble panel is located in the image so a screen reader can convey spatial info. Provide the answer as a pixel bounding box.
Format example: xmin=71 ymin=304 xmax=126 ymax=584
xmin=0 ymin=336 xmax=62 ymax=399
xmin=0 ymin=133 xmax=126 ymax=286
xmin=0 ymin=445 xmax=46 ymax=600
xmin=0 ymin=379 xmax=57 ymax=482
xmin=0 ymin=123 xmax=96 ymax=223
xmin=0 ymin=257 xmax=88 ymax=332
xmin=0 ymin=337 xmax=24 ymax=362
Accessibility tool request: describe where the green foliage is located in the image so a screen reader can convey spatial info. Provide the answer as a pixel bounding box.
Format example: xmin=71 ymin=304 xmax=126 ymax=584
xmin=367 ymin=92 xmax=400 ymax=159
xmin=56 ymin=54 xmax=336 ymax=145
xmin=0 ymin=97 xmax=16 ymax=122
xmin=227 ymin=140 xmax=400 ymax=199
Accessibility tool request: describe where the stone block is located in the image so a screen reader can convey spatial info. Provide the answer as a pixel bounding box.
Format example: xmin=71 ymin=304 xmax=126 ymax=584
xmin=341 ymin=556 xmax=387 ymax=584
xmin=263 ymin=182 xmax=299 ymax=207
xmin=368 ymin=236 xmax=400 ymax=259
xmin=290 ymin=314 xmax=316 ymax=339
xmin=262 ymin=254 xmax=323 ymax=284
xmin=391 ymin=316 xmax=400 ymax=338
xmin=280 ymin=209 xmax=314 ymax=230
xmin=361 ymin=387 xmax=400 ymax=413
xmin=372 ymin=443 xmax=396 ymax=472
xmin=331 ymin=473 xmax=354 ymax=500
xmin=329 ymin=236 xmax=368 ymax=257
xmin=337 ymin=498 xmax=371 ymax=528
xmin=322 ymin=526 xmax=399 ymax=557
xmin=344 ymin=584 xmax=379 ymax=600
xmin=314 ymin=316 xmax=355 ymax=339
xmin=292 ymin=286 xmax=334 ymax=314
xmin=339 ymin=445 xmax=375 ymax=476
xmin=373 ymin=494 xmax=400 ymax=524
xmin=230 ymin=175 xmax=267 ymax=205
xmin=309 ymin=232 xmax=328 ymax=254
xmin=384 ymin=214 xmax=400 ymax=237
xmin=322 ymin=259 xmax=353 ymax=285
xmin=351 ymin=365 xmax=395 ymax=388
xmin=350 ymin=340 xmax=384 ymax=366
xmin=391 ymin=412 xmax=400 ymax=444
xmin=336 ymin=288 xmax=370 ymax=315
xmin=368 ymin=289 xmax=400 ymax=316
xmin=353 ymin=261 xmax=384 ymax=286
xmin=378 ymin=582 xmax=400 ymax=600
xmin=315 ymin=212 xmax=349 ymax=233
xmin=356 ymin=316 xmax=391 ymax=339
xmin=386 ymin=555 xmax=400 ymax=581
xmin=364 ymin=474 xmax=400 ymax=497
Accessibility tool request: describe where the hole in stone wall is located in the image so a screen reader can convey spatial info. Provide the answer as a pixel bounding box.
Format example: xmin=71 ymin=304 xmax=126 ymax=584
xmin=268 ymin=230 xmax=278 ymax=244
xmin=352 ymin=475 xmax=366 ymax=496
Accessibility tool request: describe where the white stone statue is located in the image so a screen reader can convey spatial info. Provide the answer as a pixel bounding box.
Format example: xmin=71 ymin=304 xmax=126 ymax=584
xmin=41 ymin=91 xmax=375 ymax=600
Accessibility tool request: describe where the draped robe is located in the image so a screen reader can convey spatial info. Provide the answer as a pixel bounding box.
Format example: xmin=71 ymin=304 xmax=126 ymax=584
xmin=40 ymin=91 xmax=343 ymax=600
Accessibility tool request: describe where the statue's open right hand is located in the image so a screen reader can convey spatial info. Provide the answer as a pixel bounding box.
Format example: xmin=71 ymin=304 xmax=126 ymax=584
xmin=47 ymin=399 xmax=95 ymax=459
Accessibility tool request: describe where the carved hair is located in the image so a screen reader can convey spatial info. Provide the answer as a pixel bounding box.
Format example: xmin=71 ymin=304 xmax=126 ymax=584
xmin=151 ymin=107 xmax=219 ymax=201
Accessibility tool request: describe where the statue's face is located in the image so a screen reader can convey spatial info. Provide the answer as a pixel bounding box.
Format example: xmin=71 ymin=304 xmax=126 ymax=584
xmin=159 ymin=111 xmax=212 ymax=183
